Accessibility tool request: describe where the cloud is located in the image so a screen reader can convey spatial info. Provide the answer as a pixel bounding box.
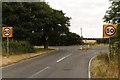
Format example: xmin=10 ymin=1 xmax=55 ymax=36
xmin=45 ymin=0 xmax=110 ymax=38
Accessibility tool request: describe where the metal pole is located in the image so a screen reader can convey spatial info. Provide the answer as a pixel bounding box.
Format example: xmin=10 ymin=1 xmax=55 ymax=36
xmin=108 ymin=37 xmax=111 ymax=61
xmin=81 ymin=28 xmax=82 ymax=37
xmin=7 ymin=37 xmax=9 ymax=58
xmin=80 ymin=28 xmax=83 ymax=50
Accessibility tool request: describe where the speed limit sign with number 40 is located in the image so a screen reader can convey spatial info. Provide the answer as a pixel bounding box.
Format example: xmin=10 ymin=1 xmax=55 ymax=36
xmin=103 ymin=24 xmax=117 ymax=38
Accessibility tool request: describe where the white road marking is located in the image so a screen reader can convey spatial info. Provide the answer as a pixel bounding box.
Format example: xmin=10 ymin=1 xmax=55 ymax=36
xmin=56 ymin=54 xmax=72 ymax=63
xmin=28 ymin=66 xmax=50 ymax=78
xmin=88 ymin=55 xmax=96 ymax=80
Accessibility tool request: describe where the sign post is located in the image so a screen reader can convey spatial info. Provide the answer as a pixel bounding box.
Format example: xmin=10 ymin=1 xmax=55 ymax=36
xmin=7 ymin=37 xmax=9 ymax=58
xmin=80 ymin=28 xmax=83 ymax=50
xmin=109 ymin=37 xmax=111 ymax=61
xmin=103 ymin=24 xmax=117 ymax=61
xmin=2 ymin=27 xmax=13 ymax=58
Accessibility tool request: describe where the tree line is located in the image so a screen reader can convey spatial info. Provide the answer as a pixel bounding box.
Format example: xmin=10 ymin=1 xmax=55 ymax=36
xmin=2 ymin=2 xmax=82 ymax=49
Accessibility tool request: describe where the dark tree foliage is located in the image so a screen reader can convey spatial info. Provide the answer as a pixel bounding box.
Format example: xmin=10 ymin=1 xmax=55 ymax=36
xmin=103 ymin=0 xmax=120 ymax=47
xmin=103 ymin=1 xmax=120 ymax=33
xmin=96 ymin=38 xmax=109 ymax=44
xmin=103 ymin=1 xmax=120 ymax=76
xmin=2 ymin=2 xmax=82 ymax=48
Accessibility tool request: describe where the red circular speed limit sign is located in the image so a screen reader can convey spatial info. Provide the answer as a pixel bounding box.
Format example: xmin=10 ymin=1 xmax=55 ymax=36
xmin=2 ymin=27 xmax=13 ymax=37
xmin=4 ymin=28 xmax=11 ymax=36
xmin=103 ymin=24 xmax=117 ymax=38
xmin=105 ymin=25 xmax=116 ymax=36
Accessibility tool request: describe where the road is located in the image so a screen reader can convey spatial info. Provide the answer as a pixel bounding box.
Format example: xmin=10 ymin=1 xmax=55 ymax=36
xmin=2 ymin=45 xmax=108 ymax=78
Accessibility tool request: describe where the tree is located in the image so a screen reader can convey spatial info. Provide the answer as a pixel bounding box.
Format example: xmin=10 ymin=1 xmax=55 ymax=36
xmin=59 ymin=32 xmax=82 ymax=46
xmin=103 ymin=1 xmax=120 ymax=77
xmin=103 ymin=0 xmax=120 ymax=48
xmin=103 ymin=0 xmax=120 ymax=33
xmin=96 ymin=38 xmax=109 ymax=44
xmin=47 ymin=9 xmax=70 ymax=46
xmin=2 ymin=2 xmax=73 ymax=48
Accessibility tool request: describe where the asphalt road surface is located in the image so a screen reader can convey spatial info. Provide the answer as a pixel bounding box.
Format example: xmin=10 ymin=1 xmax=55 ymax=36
xmin=2 ymin=45 xmax=109 ymax=78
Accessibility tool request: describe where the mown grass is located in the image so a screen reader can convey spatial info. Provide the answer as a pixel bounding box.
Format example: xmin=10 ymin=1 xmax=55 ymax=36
xmin=2 ymin=47 xmax=56 ymax=66
xmin=34 ymin=48 xmax=54 ymax=52
xmin=1 ymin=41 xmax=57 ymax=66
xmin=91 ymin=53 xmax=118 ymax=78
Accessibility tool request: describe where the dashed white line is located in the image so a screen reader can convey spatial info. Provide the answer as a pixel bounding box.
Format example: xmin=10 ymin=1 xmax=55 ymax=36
xmin=28 ymin=66 xmax=50 ymax=78
xmin=56 ymin=54 xmax=72 ymax=63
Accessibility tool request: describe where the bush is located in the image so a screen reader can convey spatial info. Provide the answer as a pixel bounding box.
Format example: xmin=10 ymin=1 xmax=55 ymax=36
xmin=2 ymin=40 xmax=35 ymax=55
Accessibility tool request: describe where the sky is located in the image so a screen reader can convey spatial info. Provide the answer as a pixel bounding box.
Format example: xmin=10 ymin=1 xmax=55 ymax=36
xmin=45 ymin=0 xmax=110 ymax=38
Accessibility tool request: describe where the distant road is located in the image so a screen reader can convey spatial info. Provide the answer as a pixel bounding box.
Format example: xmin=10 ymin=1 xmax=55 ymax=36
xmin=3 ymin=45 xmax=108 ymax=78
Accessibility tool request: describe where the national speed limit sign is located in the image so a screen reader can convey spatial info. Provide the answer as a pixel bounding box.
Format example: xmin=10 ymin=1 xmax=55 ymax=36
xmin=2 ymin=27 xmax=13 ymax=37
xmin=103 ymin=24 xmax=117 ymax=38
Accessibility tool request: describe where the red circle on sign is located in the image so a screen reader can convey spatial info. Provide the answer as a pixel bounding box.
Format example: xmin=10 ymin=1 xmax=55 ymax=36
xmin=105 ymin=25 xmax=116 ymax=36
xmin=3 ymin=28 xmax=11 ymax=36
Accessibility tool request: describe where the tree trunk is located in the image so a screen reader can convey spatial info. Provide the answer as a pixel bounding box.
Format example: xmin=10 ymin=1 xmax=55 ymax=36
xmin=44 ymin=36 xmax=48 ymax=49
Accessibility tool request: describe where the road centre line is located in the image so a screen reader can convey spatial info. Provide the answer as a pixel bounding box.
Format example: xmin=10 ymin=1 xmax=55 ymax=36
xmin=28 ymin=66 xmax=50 ymax=78
xmin=56 ymin=54 xmax=72 ymax=63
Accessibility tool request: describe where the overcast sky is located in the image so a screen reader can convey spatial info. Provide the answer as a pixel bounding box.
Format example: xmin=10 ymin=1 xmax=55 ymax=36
xmin=45 ymin=0 xmax=110 ymax=38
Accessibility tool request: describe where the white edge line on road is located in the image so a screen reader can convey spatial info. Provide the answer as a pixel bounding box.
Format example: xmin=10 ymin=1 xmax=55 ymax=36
xmin=28 ymin=66 xmax=50 ymax=78
xmin=56 ymin=54 xmax=72 ymax=63
xmin=88 ymin=55 xmax=96 ymax=80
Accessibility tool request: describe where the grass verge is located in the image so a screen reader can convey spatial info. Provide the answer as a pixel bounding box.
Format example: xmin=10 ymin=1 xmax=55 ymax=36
xmin=91 ymin=53 xmax=118 ymax=78
xmin=1 ymin=47 xmax=58 ymax=67
xmin=2 ymin=41 xmax=35 ymax=56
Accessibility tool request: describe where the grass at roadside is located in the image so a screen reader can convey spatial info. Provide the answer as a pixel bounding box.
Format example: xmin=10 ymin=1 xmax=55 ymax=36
xmin=91 ymin=53 xmax=118 ymax=78
xmin=2 ymin=41 xmax=35 ymax=56
xmin=2 ymin=47 xmax=58 ymax=67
